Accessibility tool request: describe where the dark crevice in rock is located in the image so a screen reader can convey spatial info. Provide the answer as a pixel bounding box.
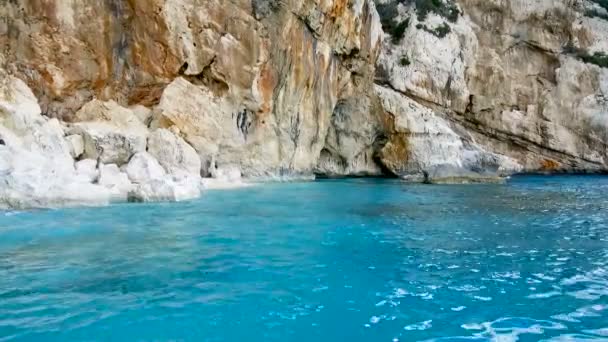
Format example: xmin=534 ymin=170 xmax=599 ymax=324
xmin=178 ymin=58 xmax=230 ymax=97
xmin=234 ymin=108 xmax=254 ymax=140
xmin=372 ymin=148 xmax=400 ymax=178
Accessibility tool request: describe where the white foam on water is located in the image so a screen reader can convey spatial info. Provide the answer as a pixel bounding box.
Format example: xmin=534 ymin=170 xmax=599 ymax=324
xmin=404 ymin=320 xmax=432 ymax=331
xmin=583 ymin=327 xmax=608 ymax=337
xmin=527 ymin=291 xmax=562 ymax=299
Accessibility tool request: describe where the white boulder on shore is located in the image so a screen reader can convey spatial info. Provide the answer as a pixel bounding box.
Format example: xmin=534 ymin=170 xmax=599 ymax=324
xmin=0 ymin=77 xmax=112 ymax=209
xmin=125 ymin=152 xmax=166 ymax=184
xmin=147 ymin=128 xmax=201 ymax=176
xmin=0 ymin=75 xmax=247 ymax=210
xmin=128 ymin=173 xmax=202 ymax=203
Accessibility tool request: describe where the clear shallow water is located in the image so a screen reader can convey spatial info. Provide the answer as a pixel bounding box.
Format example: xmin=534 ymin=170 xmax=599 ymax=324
xmin=0 ymin=176 xmax=608 ymax=342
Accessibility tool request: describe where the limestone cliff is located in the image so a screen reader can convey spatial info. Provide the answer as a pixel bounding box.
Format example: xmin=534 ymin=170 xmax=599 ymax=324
xmin=1 ymin=0 xmax=382 ymax=178
xmin=374 ymin=0 xmax=608 ymax=180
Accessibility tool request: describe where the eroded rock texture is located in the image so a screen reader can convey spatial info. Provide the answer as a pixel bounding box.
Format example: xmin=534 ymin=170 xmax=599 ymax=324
xmin=375 ymin=0 xmax=608 ymax=178
xmin=1 ymin=0 xmax=383 ymax=179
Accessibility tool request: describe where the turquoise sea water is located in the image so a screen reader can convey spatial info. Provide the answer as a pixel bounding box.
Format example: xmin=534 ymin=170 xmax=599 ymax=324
xmin=0 ymin=176 xmax=607 ymax=341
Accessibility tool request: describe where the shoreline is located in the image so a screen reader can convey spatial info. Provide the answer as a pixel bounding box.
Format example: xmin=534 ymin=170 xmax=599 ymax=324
xmin=4 ymin=173 xmax=608 ymax=213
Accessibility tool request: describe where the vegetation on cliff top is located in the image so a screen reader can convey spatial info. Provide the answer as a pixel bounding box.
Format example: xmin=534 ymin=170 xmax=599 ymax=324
xmin=585 ymin=8 xmax=608 ymax=20
xmin=585 ymin=0 xmax=608 ymax=20
xmin=590 ymin=0 xmax=608 ymax=11
xmin=416 ymin=22 xmax=451 ymax=38
xmin=376 ymin=0 xmax=458 ymax=42
xmin=563 ymin=43 xmax=608 ymax=68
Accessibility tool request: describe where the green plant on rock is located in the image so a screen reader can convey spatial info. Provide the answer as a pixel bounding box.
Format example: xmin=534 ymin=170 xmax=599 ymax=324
xmin=580 ymin=51 xmax=608 ymax=68
xmin=374 ymin=0 xmax=460 ymax=39
xmin=400 ymin=56 xmax=411 ymax=66
xmin=562 ymin=42 xmax=608 ymax=68
xmin=585 ymin=8 xmax=608 ymax=20
xmin=376 ymin=2 xmax=410 ymax=44
xmin=590 ymin=0 xmax=608 ymax=11
xmin=415 ymin=21 xmax=451 ymax=38
xmin=431 ymin=22 xmax=451 ymax=38
xmin=414 ymin=0 xmax=460 ymax=23
xmin=391 ymin=17 xmax=410 ymax=43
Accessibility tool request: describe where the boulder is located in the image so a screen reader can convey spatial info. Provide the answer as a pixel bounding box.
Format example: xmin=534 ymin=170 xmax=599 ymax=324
xmin=148 ymin=128 xmax=201 ymax=176
xmin=72 ymin=122 xmax=147 ymax=165
xmin=65 ymin=134 xmax=84 ymax=158
xmin=75 ymin=159 xmax=99 ymax=183
xmin=125 ymin=152 xmax=166 ymax=184
xmin=0 ymin=76 xmax=114 ymax=209
xmin=0 ymin=144 xmax=110 ymax=210
xmin=98 ymin=164 xmax=134 ymax=201
xmin=128 ymin=173 xmax=201 ymax=203
xmin=70 ymin=99 xmax=148 ymax=165
xmin=0 ymin=76 xmax=45 ymax=134
xmin=74 ymin=99 xmax=147 ymax=130
xmin=130 ymin=105 xmax=153 ymax=126
xmin=1 ymin=76 xmax=73 ymax=165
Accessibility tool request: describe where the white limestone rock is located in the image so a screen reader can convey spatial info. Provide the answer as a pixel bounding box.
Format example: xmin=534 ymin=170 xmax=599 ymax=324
xmin=375 ymin=85 xmax=522 ymax=182
xmin=98 ymin=164 xmax=134 ymax=201
xmin=125 ymin=152 xmax=166 ymax=184
xmin=65 ymin=134 xmax=84 ymax=158
xmin=148 ymin=128 xmax=201 ymax=176
xmin=1 ymin=77 xmax=73 ymax=164
xmin=71 ymin=99 xmax=148 ymax=165
xmin=0 ymin=75 xmax=205 ymax=209
xmin=0 ymin=143 xmax=110 ymax=210
xmin=210 ymin=165 xmax=242 ymax=182
xmin=128 ymin=173 xmax=201 ymax=203
xmin=0 ymin=76 xmax=45 ymax=134
xmin=151 ymin=78 xmax=240 ymax=176
xmin=130 ymin=105 xmax=153 ymax=126
xmin=74 ymin=99 xmax=148 ymax=130
xmin=75 ymin=159 xmax=99 ymax=183
xmin=201 ymin=164 xmax=250 ymax=189
xmin=70 ymin=122 xmax=146 ymax=166
xmin=316 ymin=96 xmax=384 ymax=177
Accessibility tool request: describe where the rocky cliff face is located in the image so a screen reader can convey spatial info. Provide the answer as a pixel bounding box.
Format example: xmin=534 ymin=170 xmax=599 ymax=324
xmin=374 ymin=0 xmax=608 ymax=180
xmin=1 ymin=0 xmax=382 ymax=179
xmin=1 ymin=0 xmax=608 ymax=208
